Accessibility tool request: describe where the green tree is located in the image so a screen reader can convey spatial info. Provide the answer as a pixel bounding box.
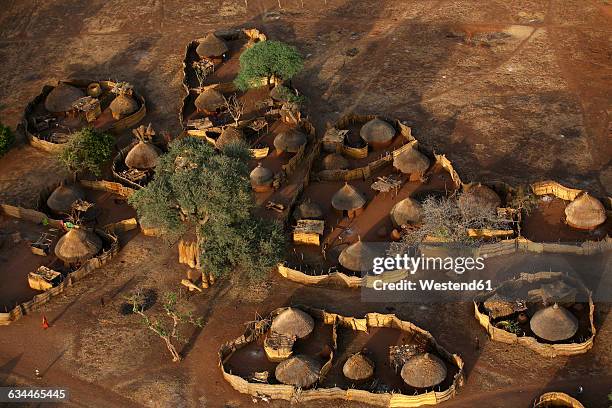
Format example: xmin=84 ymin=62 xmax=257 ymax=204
xmin=235 ymin=40 xmax=304 ymax=91
xmin=0 ymin=122 xmax=15 ymax=157
xmin=128 ymin=137 xmax=286 ymax=279
xmin=58 ymin=127 xmax=114 ymax=176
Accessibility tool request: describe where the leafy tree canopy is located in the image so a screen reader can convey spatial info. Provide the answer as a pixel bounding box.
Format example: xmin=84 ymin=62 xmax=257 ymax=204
xmin=235 ymin=40 xmax=304 ymax=91
xmin=129 ymin=137 xmax=286 ymax=279
xmin=58 ymin=127 xmax=114 ymax=176
xmin=0 ymin=122 xmax=15 ymax=157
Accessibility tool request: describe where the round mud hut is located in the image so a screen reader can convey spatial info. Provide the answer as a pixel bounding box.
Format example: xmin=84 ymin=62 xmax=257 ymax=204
xmin=338 ymin=239 xmax=376 ymax=273
xmin=393 ymin=147 xmax=430 ymax=181
xmin=458 ymin=183 xmax=501 ymax=215
xmin=273 ymin=128 xmax=307 ymax=155
xmin=45 ymin=83 xmax=85 ymax=115
xmin=110 ymin=93 xmax=138 ymax=120
xmin=564 ymin=192 xmax=606 ymax=230
xmin=196 ymin=33 xmax=229 ymax=60
xmin=270 ymin=308 xmax=315 ymax=339
xmin=322 ymin=153 xmax=350 ymax=171
xmin=390 ymin=197 xmax=423 ymax=227
xmin=360 ymin=118 xmax=396 ymax=150
xmin=275 ymin=355 xmax=321 ymax=389
xmin=46 ymin=183 xmax=86 ymax=214
xmin=54 ymin=227 xmax=103 ymax=265
xmin=194 ymin=88 xmax=225 ymax=115
xmin=294 ymin=199 xmax=324 ymax=221
xmin=343 ymin=352 xmax=374 ymax=381
xmin=530 ymin=304 xmax=579 ymax=342
xmin=249 ymin=163 xmax=274 ymax=192
xmin=125 ymin=140 xmax=161 ymax=170
xmin=216 ymin=126 xmax=244 ymax=150
xmin=401 ymin=353 xmax=447 ymax=389
xmin=331 ymin=183 xmax=366 ymax=218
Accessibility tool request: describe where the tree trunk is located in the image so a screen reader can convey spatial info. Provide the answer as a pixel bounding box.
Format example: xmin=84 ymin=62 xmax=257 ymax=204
xmin=164 ymin=336 xmax=181 ymax=362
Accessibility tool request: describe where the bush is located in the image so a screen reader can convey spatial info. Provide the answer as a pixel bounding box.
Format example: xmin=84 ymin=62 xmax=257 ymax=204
xmin=58 ymin=127 xmax=114 ymax=176
xmin=235 ymin=40 xmax=304 ymax=91
xmin=0 ymin=123 xmax=15 ymax=157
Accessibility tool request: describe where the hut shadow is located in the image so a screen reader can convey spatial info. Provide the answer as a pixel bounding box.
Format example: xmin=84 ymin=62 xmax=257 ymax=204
xmin=0 ymin=353 xmax=23 ymax=385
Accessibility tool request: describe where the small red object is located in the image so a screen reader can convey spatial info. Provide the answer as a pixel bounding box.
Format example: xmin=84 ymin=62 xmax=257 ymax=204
xmin=42 ymin=315 xmax=49 ymax=329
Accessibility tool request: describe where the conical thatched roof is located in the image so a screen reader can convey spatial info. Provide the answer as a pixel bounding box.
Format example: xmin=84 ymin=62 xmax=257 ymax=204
xmin=393 ymin=147 xmax=430 ymax=175
xmin=47 ymin=183 xmax=86 ymax=214
xmin=270 ymin=84 xmax=291 ymax=102
xmin=195 ymin=88 xmax=225 ymax=112
xmin=343 ymin=353 xmax=374 ymax=381
xmin=196 ymin=33 xmax=229 ymax=58
xmin=322 ymin=153 xmax=350 ymax=170
xmin=530 ymin=304 xmax=578 ymax=342
xmin=294 ymin=199 xmax=324 ymax=220
xmin=45 ymin=83 xmax=85 ymax=113
xmin=338 ymin=239 xmax=376 ymax=272
xmin=360 ymin=118 xmax=395 ymax=144
xmin=216 ymin=126 xmax=244 ymax=149
xmin=54 ymin=227 xmax=103 ymax=264
xmin=390 ymin=197 xmax=423 ymax=227
xmin=270 ymin=308 xmax=315 ymax=339
xmin=275 ymin=355 xmax=321 ymax=388
xmin=458 ymin=183 xmax=501 ymax=213
xmin=401 ymin=353 xmax=447 ymax=388
xmin=125 ymin=141 xmax=161 ymax=170
xmin=273 ymin=128 xmax=307 ymax=153
xmin=331 ymin=183 xmax=366 ymax=212
xmin=250 ymin=163 xmax=274 ymax=186
xmin=564 ymin=192 xmax=606 ymax=230
xmin=110 ymin=94 xmax=138 ymax=117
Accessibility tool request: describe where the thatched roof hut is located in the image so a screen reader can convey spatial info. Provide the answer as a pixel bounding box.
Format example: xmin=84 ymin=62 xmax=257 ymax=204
xmin=530 ymin=304 xmax=578 ymax=342
xmin=342 ymin=352 xmax=374 ymax=381
xmin=250 ymin=163 xmax=274 ymax=191
xmin=322 ymin=153 xmax=350 ymax=171
xmin=338 ymin=239 xmax=376 ymax=272
xmin=196 ymin=33 xmax=229 ymax=58
xmin=270 ymin=308 xmax=315 ymax=339
xmin=54 ymin=227 xmax=103 ymax=264
xmin=216 ymin=126 xmax=244 ymax=149
xmin=195 ymin=88 xmax=225 ymax=113
xmin=400 ymin=353 xmax=447 ymax=388
xmin=125 ymin=141 xmax=161 ymax=170
xmin=458 ymin=183 xmax=501 ymax=214
xmin=110 ymin=93 xmax=138 ymax=120
xmin=393 ymin=147 xmax=430 ymax=177
xmin=331 ymin=183 xmax=366 ymax=212
xmin=45 ymin=83 xmax=85 ymax=113
xmin=270 ymin=84 xmax=291 ymax=102
xmin=275 ymin=355 xmax=321 ymax=388
xmin=273 ymin=128 xmax=307 ymax=154
xmin=47 ymin=183 xmax=86 ymax=214
xmin=294 ymin=199 xmax=324 ymax=220
xmin=564 ymin=192 xmax=606 ymax=230
xmin=390 ymin=197 xmax=423 ymax=227
xmin=360 ymin=118 xmax=395 ymax=148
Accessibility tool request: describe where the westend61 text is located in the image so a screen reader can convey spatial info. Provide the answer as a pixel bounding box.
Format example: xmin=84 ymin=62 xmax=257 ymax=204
xmin=372 ymin=279 xmax=493 ymax=292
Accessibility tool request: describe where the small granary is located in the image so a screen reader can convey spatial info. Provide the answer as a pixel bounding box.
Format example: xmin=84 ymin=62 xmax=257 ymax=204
xmin=393 ymin=146 xmax=430 ymax=181
xmin=110 ymin=91 xmax=138 ymax=121
xmin=342 ymin=352 xmax=374 ymax=381
xmin=249 ymin=163 xmax=274 ymax=192
xmin=270 ymin=307 xmax=315 ymax=339
xmin=195 ymin=87 xmax=225 ymax=114
xmin=125 ymin=140 xmax=161 ymax=170
xmin=458 ymin=183 xmax=501 ymax=214
xmin=331 ymin=183 xmax=366 ymax=218
xmin=338 ymin=239 xmax=376 ymax=273
xmin=293 ymin=219 xmax=325 ymax=246
xmin=44 ymin=83 xmax=85 ymax=115
xmin=390 ymin=197 xmax=423 ymax=227
xmin=564 ymin=192 xmax=606 ymax=230
xmin=274 ymin=355 xmax=321 ymax=388
xmin=196 ymin=32 xmax=229 ymax=60
xmin=400 ymin=353 xmax=447 ymax=389
xmin=47 ymin=183 xmax=86 ymax=214
xmin=294 ymin=199 xmax=324 ymax=220
xmin=273 ymin=128 xmax=307 ymax=154
xmin=529 ymin=304 xmax=579 ymax=342
xmin=54 ymin=227 xmax=103 ymax=265
xmin=216 ymin=126 xmax=244 ymax=150
xmin=360 ymin=118 xmax=396 ymax=149
xmin=321 ymin=153 xmax=350 ymax=170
